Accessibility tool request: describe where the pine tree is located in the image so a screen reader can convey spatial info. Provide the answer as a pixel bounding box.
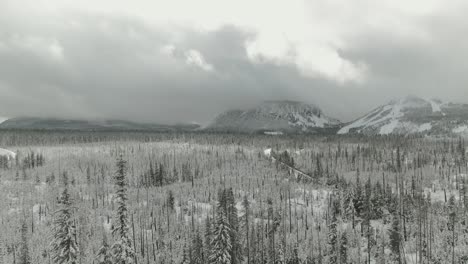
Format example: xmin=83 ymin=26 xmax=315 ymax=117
xmin=110 ymin=155 xmax=135 ymax=264
xmin=396 ymin=147 xmax=401 ymax=173
xmin=209 ymin=189 xmax=232 ymax=264
xmin=19 ymin=218 xmax=31 ymax=264
xmin=286 ymin=246 xmax=300 ymax=264
xmin=181 ymin=241 xmax=190 ymax=264
xmin=226 ymin=188 xmax=243 ymax=264
xmin=96 ymin=232 xmax=112 ymax=264
xmin=204 ymin=217 xmax=213 ymax=259
xmin=328 ymin=199 xmax=338 ymax=264
xmin=50 ymin=173 xmax=79 ymax=264
xmin=241 ymin=195 xmax=251 ymax=264
xmin=267 ymin=198 xmax=276 ymax=264
xmin=354 ymin=169 xmax=365 ymax=217
xmin=389 ymin=213 xmax=401 ymax=263
xmin=340 ymin=232 xmax=348 ymax=264
xmin=86 ymin=166 xmax=91 ymax=185
xmin=167 ymin=190 xmax=175 ymax=211
xmin=191 ymin=230 xmax=204 ymax=264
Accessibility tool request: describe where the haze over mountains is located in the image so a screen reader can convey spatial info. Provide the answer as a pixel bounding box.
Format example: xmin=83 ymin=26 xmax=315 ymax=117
xmin=2 ymin=96 xmax=468 ymax=136
xmin=0 ymin=117 xmax=200 ymax=132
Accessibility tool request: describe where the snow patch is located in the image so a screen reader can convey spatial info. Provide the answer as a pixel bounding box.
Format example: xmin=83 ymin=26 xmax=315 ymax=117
xmin=429 ymin=99 xmax=442 ymax=113
xmin=338 ymin=97 xmax=442 ymax=135
xmin=379 ymin=119 xmax=400 ymax=135
xmin=0 ymin=148 xmax=16 ymax=159
xmin=264 ymin=131 xmax=283 ymax=135
xmin=453 ymin=125 xmax=468 ymax=134
xmin=417 ymin=122 xmax=432 ymax=132
xmin=339 ymin=101 xmax=404 ymax=134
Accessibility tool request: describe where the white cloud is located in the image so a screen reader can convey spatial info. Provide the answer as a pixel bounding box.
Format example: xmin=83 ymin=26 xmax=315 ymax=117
xmin=48 ymin=40 xmax=64 ymax=61
xmin=160 ymin=44 xmax=176 ymax=57
xmin=185 ymin=49 xmax=214 ymax=72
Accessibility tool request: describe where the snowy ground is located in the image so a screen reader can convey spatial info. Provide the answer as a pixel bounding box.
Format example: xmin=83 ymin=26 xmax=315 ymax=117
xmin=0 ymin=148 xmax=16 ymax=158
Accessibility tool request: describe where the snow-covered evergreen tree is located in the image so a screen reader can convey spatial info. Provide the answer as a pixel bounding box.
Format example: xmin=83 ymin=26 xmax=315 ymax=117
xmin=226 ymin=188 xmax=243 ymax=264
xmin=204 ymin=216 xmax=213 ymax=259
xmin=191 ymin=230 xmax=204 ymax=264
xmin=240 ymin=195 xmax=250 ymax=264
xmin=111 ymin=155 xmax=135 ymax=264
xmin=209 ymin=189 xmax=232 ymax=264
xmin=340 ymin=232 xmax=348 ymax=264
xmin=327 ymin=199 xmax=338 ymax=264
xmin=96 ymin=231 xmax=112 ymax=264
xmin=389 ymin=213 xmax=402 ymax=263
xmin=50 ymin=173 xmax=79 ymax=264
xmin=19 ymin=218 xmax=31 ymax=264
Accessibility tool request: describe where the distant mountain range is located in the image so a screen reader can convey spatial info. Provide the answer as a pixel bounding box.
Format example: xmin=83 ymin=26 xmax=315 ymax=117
xmin=206 ymin=100 xmax=341 ymax=133
xmin=2 ymin=96 xmax=468 ymax=136
xmin=0 ymin=117 xmax=200 ymax=132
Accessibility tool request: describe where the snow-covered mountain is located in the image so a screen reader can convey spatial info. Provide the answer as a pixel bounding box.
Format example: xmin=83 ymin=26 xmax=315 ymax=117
xmin=207 ymin=100 xmax=341 ymax=133
xmin=338 ymin=96 xmax=468 ymax=136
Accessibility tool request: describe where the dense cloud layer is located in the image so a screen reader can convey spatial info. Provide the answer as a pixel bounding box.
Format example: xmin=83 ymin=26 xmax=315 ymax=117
xmin=1 ymin=0 xmax=468 ymax=124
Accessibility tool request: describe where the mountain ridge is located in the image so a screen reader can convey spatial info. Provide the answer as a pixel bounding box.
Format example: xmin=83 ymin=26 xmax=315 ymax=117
xmin=0 ymin=117 xmax=200 ymax=132
xmin=338 ymin=96 xmax=468 ymax=136
xmin=207 ymin=100 xmax=341 ymax=133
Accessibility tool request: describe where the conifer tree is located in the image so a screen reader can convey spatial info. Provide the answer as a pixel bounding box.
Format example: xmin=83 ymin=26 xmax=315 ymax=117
xmin=340 ymin=232 xmax=348 ymax=264
xmin=19 ymin=218 xmax=30 ymax=264
xmin=209 ymin=189 xmax=232 ymax=264
xmin=389 ymin=214 xmax=401 ymax=263
xmin=50 ymin=173 xmax=79 ymax=264
xmin=328 ymin=199 xmax=338 ymax=264
xmin=241 ymin=195 xmax=251 ymax=264
xmin=110 ymin=155 xmax=135 ymax=264
xmin=226 ymin=188 xmax=243 ymax=264
xmin=191 ymin=230 xmax=204 ymax=264
xmin=167 ymin=190 xmax=175 ymax=211
xmin=354 ymin=169 xmax=364 ymax=217
xmin=204 ymin=216 xmax=213 ymax=259
xmin=96 ymin=231 xmax=112 ymax=264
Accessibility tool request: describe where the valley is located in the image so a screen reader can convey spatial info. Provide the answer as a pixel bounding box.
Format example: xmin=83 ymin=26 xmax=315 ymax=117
xmin=0 ymin=131 xmax=467 ymax=263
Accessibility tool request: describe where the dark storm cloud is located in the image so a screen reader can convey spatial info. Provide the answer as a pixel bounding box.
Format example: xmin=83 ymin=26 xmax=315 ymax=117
xmin=0 ymin=13 xmax=338 ymax=123
xmin=333 ymin=11 xmax=468 ymax=120
xmin=1 ymin=4 xmax=468 ymax=124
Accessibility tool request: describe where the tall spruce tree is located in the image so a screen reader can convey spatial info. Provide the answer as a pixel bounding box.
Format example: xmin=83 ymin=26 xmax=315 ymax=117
xmin=111 ymin=154 xmax=135 ymax=264
xmin=204 ymin=216 xmax=213 ymax=259
xmin=389 ymin=213 xmax=402 ymax=263
xmin=50 ymin=172 xmax=79 ymax=264
xmin=19 ymin=218 xmax=31 ymax=264
xmin=226 ymin=188 xmax=243 ymax=264
xmin=209 ymin=189 xmax=232 ymax=264
xmin=340 ymin=232 xmax=348 ymax=264
xmin=96 ymin=231 xmax=112 ymax=264
xmin=328 ymin=199 xmax=338 ymax=264
xmin=191 ymin=229 xmax=204 ymax=264
xmin=241 ymin=195 xmax=251 ymax=264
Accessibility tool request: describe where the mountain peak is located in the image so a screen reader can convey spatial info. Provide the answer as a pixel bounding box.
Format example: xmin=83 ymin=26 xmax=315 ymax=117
xmin=208 ymin=100 xmax=340 ymax=133
xmin=338 ymin=96 xmax=468 ymax=135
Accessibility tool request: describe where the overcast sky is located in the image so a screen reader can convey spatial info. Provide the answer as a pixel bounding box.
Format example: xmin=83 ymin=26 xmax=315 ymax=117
xmin=1 ymin=0 xmax=468 ymax=124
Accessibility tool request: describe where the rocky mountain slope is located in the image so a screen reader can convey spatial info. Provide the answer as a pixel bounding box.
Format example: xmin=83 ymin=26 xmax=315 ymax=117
xmin=338 ymin=96 xmax=468 ymax=136
xmin=207 ymin=100 xmax=341 ymax=133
